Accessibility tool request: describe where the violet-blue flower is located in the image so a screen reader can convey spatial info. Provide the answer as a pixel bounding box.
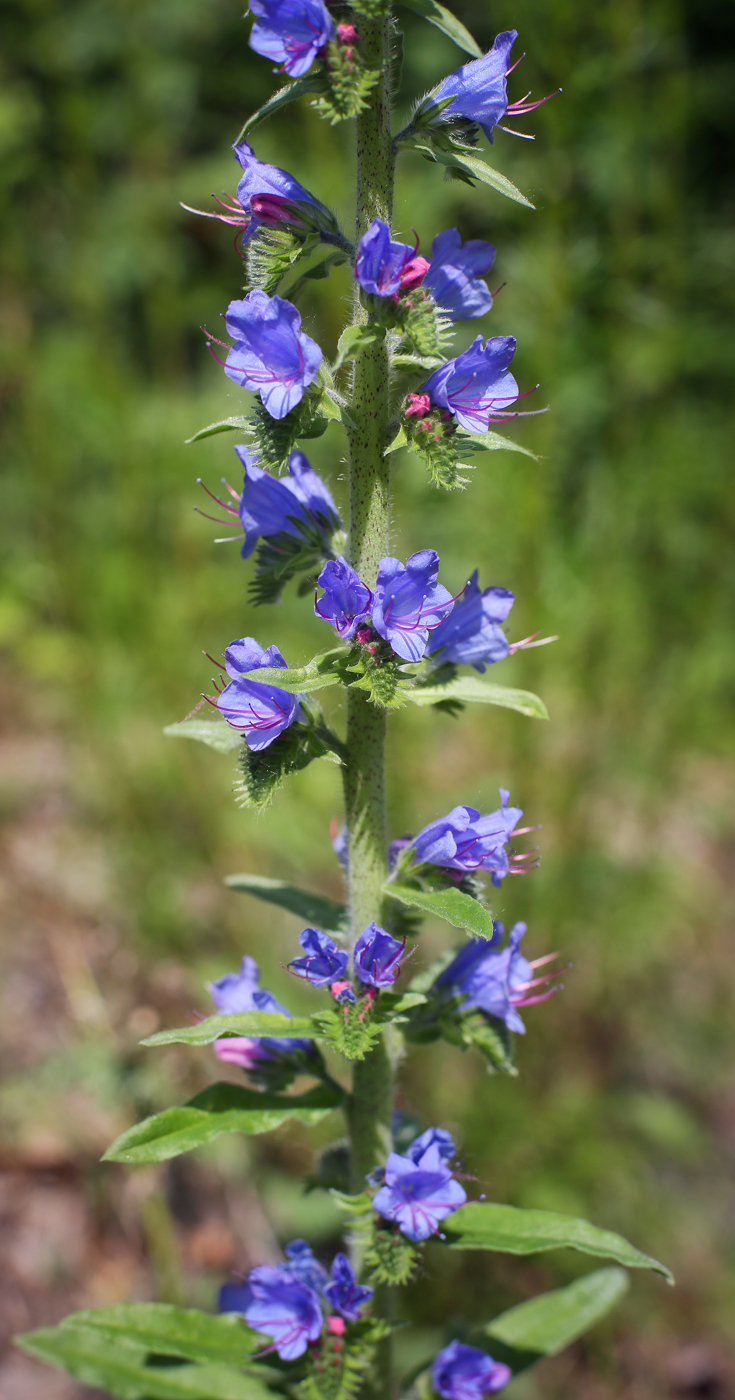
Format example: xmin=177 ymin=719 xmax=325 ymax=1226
xmin=353 ymin=923 xmax=406 ymax=989
xmin=235 ymin=446 xmax=339 ymax=559
xmin=355 ymin=219 xmax=416 ymax=297
xmin=242 ymin=1264 xmax=323 ymax=1359
xmin=372 ymin=550 xmax=455 ymax=663
xmin=288 ymin=928 xmax=349 ymax=987
xmin=215 ymin=637 xmax=302 ymax=751
xmin=372 ymin=1141 xmax=467 ymax=1241
xmin=323 ymin=1253 xmax=374 ymax=1320
xmin=436 ymin=923 xmax=559 ymax=1034
xmin=404 ymin=1127 xmax=456 ymax=1164
xmin=424 ymin=230 xmax=495 ymax=321
xmin=429 ymin=31 xmax=517 ymax=143
xmin=234 ymin=139 xmax=332 ymax=240
xmin=422 ymin=336 xmax=519 ymax=435
xmin=284 ymin=1239 xmax=329 ymax=1292
xmin=248 ymin=0 xmax=334 ymax=77
xmin=208 ymin=954 xmax=314 ymax=1071
xmin=409 ymin=790 xmax=523 ymax=886
xmin=315 ymin=557 xmax=373 ymax=639
xmin=427 ymin=571 xmax=514 ymax=671
xmin=224 ymin=290 xmax=322 ymax=420
xmin=433 ymin=1340 xmax=512 ymax=1400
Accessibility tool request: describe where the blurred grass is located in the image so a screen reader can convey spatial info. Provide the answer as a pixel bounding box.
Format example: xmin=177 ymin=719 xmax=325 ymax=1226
xmin=1 ymin=0 xmax=735 ymax=1390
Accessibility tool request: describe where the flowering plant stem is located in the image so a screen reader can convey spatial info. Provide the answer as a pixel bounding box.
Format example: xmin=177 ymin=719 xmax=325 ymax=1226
xmin=343 ymin=13 xmax=396 ymax=1395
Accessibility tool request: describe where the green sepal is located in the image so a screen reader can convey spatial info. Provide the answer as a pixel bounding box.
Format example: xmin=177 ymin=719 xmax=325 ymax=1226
xmin=312 ymin=1002 xmax=383 ymax=1061
xmin=443 ymin=1202 xmax=674 ymax=1282
xmin=385 ymin=880 xmax=495 ymax=940
xmin=234 ymin=715 xmax=343 ymax=812
xmin=245 ymin=387 xmax=334 ymax=473
xmin=439 ymin=1007 xmax=516 ymax=1075
xmin=224 ymin=872 xmax=348 ymax=937
xmin=142 ymin=1011 xmax=315 ymax=1048
xmin=235 ymin=74 xmax=325 ymax=140
xmin=407 ymin=676 xmax=549 ymax=720
xmin=397 ymin=0 xmax=482 ymax=56
xmin=311 ymin=40 xmax=381 ymax=121
xmin=365 ymin=1225 xmax=420 ymax=1285
xmin=479 ymin=1267 xmax=630 ymax=1374
xmin=164 ymin=720 xmax=242 ymax=753
xmin=14 ymin=1324 xmax=275 ymax=1400
xmin=244 ymin=223 xmax=309 ymax=295
xmin=103 ymin=1081 xmax=344 ymax=1164
xmin=343 ymin=644 xmax=416 ymax=709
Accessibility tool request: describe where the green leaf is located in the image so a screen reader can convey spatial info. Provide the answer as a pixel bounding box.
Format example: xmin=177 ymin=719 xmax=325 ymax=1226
xmin=224 ymin=873 xmax=347 ymax=935
xmin=406 ymin=677 xmax=548 ymax=719
xmin=398 ymin=0 xmax=482 ymax=56
xmin=239 ymin=647 xmax=349 ymax=694
xmin=413 ymin=142 xmax=534 ymax=209
xmin=466 ymin=429 xmax=539 ymax=460
xmin=163 ymin=720 xmax=242 ymax=753
xmin=142 ymin=1011 xmax=315 ymax=1048
xmin=15 ymin=1325 xmax=274 ymax=1400
xmin=51 ymin=1305 xmax=262 ymax=1365
xmin=333 ymin=323 xmax=386 ymax=373
xmin=103 ymin=1081 xmax=344 ymax=1163
xmin=386 ymin=882 xmax=495 ymax=939
xmin=185 ymin=417 xmax=250 ymax=444
xmin=235 ymin=74 xmax=325 ymax=140
xmin=385 ymin=425 xmax=408 ymax=454
xmin=443 ymin=1203 xmax=674 ymax=1282
xmin=482 ymin=1267 xmax=630 ymax=1372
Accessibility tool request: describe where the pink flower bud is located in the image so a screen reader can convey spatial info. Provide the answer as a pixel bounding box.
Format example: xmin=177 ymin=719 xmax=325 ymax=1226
xmin=336 ymin=22 xmax=358 ymax=41
xmin=400 ymin=255 xmax=430 ymax=290
xmin=405 ymin=392 xmax=431 ymax=419
xmin=327 ymin=1316 xmax=346 ymax=1336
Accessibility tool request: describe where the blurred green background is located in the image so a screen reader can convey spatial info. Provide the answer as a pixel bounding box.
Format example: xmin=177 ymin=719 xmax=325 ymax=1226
xmin=1 ymin=0 xmax=735 ymax=1395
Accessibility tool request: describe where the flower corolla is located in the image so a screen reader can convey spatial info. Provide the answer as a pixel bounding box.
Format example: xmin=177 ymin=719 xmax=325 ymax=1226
xmin=372 ymin=550 xmax=455 ymax=662
xmin=248 ymin=0 xmax=334 ymax=77
xmin=355 ymin=219 xmax=416 ymax=297
xmin=429 ymin=31 xmax=517 ymax=142
xmin=433 ymin=1341 xmax=512 ymax=1400
xmin=216 ymin=637 xmax=302 ymax=750
xmin=289 ymin=927 xmax=349 ymax=986
xmin=427 ymin=571 xmax=514 ymax=671
xmin=409 ymin=790 xmax=523 ymax=886
xmin=323 ymin=1254 xmax=374 ymax=1320
xmin=422 ymin=336 xmax=518 ymax=435
xmin=224 ymin=290 xmax=322 ymax=420
xmin=235 ymin=446 xmax=340 ymax=559
xmin=208 ymin=954 xmax=314 ymax=1072
xmin=424 ymin=229 xmax=495 ymax=321
xmin=372 ymin=1141 xmax=467 ymax=1241
xmin=315 ymin=557 xmax=373 ymax=639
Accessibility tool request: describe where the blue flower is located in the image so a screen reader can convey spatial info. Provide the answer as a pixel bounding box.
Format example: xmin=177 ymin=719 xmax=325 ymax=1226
xmin=429 ymin=31 xmax=517 ymax=143
xmin=355 ymin=219 xmax=416 ymax=297
xmin=372 ymin=1141 xmax=467 ymax=1241
xmin=315 ymin=557 xmax=373 ymax=639
xmin=404 ymin=1127 xmax=456 ymax=1164
xmin=323 ymin=1253 xmax=374 ymax=1320
xmin=373 ymin=550 xmax=455 ymax=662
xmin=208 ymin=954 xmax=314 ymax=1073
xmin=284 ymin=1239 xmax=330 ymax=1292
xmin=248 ymin=0 xmax=334 ymax=77
xmin=289 ymin=928 xmax=349 ymax=986
xmin=216 ymin=637 xmax=302 ymax=750
xmin=424 ymin=230 xmax=495 ymax=321
xmin=353 ymin=923 xmax=406 ymax=989
xmin=235 ymin=446 xmax=340 ymax=560
xmin=234 ymin=139 xmax=333 ymax=240
xmin=436 ymin=923 xmax=559 ymax=1034
xmin=427 ymin=571 xmax=514 ymax=671
xmin=433 ymin=1341 xmax=512 ymax=1400
xmin=409 ymin=790 xmax=523 ymax=886
xmin=233 ymin=1264 xmax=323 ymax=1359
xmin=225 ymin=290 xmax=322 ymax=420
xmin=422 ymin=337 xmax=518 ymax=435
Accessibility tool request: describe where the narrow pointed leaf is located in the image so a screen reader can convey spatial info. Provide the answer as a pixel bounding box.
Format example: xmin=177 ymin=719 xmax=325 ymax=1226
xmin=412 ymin=142 xmax=534 ymax=209
xmin=225 ymin=873 xmax=347 ymax=934
xmin=407 ymin=678 xmax=548 ymax=719
xmin=443 ymin=1202 xmax=674 ymax=1282
xmin=239 ymin=647 xmax=349 ymax=694
xmin=15 ymin=1325 xmax=274 ymax=1400
xmin=398 ymin=0 xmax=482 ymax=56
xmin=52 ymin=1306 xmax=263 ymax=1365
xmin=236 ymin=74 xmax=325 ymax=141
xmin=386 ymin=882 xmax=495 ymax=939
xmin=164 ymin=720 xmax=242 ymax=752
xmin=467 ymin=429 xmax=539 ymax=460
xmin=481 ymin=1267 xmax=629 ymax=1370
xmin=185 ymin=417 xmax=250 ymax=444
xmin=385 ymin=425 xmax=408 ymax=454
xmin=104 ymin=1081 xmax=343 ymax=1163
xmin=142 ymin=1011 xmax=315 ymax=1048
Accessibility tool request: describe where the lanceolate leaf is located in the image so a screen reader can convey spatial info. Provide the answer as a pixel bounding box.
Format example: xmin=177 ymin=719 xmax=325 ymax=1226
xmin=224 ymin=873 xmax=347 ymax=935
xmin=467 ymin=429 xmax=540 ymax=460
xmin=15 ymin=1325 xmax=274 ymax=1400
xmin=398 ymin=0 xmax=482 ymax=57
xmin=103 ymin=1081 xmax=344 ymax=1163
xmin=481 ymin=1267 xmax=630 ymax=1371
xmin=164 ymin=720 xmax=242 ymax=753
xmin=407 ymin=677 xmax=549 ymax=719
xmin=386 ymin=882 xmax=495 ymax=940
xmin=235 ymin=74 xmax=325 ymax=141
xmin=443 ymin=1203 xmax=674 ymax=1282
xmin=185 ymin=417 xmax=250 ymax=444
xmin=142 ymin=1011 xmax=315 ymax=1048
xmin=239 ymin=647 xmax=349 ymax=694
xmin=50 ymin=1305 xmax=263 ymax=1365
xmin=412 ymin=142 xmax=534 ymax=209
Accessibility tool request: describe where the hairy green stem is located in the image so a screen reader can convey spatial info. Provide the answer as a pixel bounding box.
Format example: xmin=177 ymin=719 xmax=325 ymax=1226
xmin=342 ymin=12 xmax=397 ymax=1395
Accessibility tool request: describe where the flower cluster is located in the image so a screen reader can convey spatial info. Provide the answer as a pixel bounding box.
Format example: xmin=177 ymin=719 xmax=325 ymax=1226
xmin=315 ymin=549 xmax=455 ymax=662
xmin=220 ymin=1242 xmax=372 ymax=1359
xmin=207 ymin=954 xmax=317 ymax=1085
xmin=433 ymin=922 xmax=562 ymax=1033
xmin=289 ymin=922 xmax=406 ymax=1002
xmin=354 ymin=219 xmax=495 ymax=322
xmin=371 ymin=1127 xmax=467 ymax=1241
